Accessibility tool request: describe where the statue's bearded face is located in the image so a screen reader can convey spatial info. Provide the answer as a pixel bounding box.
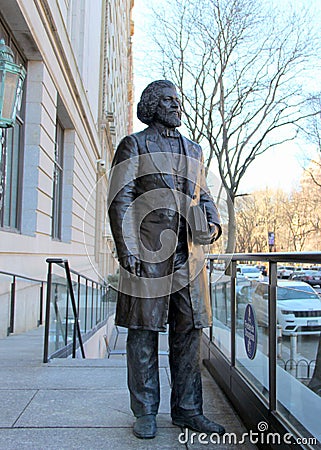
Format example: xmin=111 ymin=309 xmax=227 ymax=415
xmin=154 ymin=87 xmax=182 ymax=128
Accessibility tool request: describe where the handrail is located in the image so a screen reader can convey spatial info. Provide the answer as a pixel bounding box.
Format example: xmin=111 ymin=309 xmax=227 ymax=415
xmin=43 ymin=262 xmax=106 ymax=286
xmin=0 ymin=270 xmax=44 ymax=283
xmin=43 ymin=258 xmax=110 ymax=363
xmin=0 ymin=270 xmax=45 ymax=335
xmin=207 ymin=251 xmax=321 ymax=264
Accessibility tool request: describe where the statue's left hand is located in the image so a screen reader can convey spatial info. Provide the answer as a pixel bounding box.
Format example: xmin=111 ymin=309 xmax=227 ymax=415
xmin=196 ymin=223 xmax=218 ymax=245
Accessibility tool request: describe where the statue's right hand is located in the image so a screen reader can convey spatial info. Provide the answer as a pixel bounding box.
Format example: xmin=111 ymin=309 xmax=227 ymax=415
xmin=118 ymin=255 xmax=141 ymax=277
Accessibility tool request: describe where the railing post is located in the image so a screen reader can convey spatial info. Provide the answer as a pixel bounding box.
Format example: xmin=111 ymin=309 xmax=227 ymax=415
xmin=268 ymin=261 xmax=277 ymax=412
xmin=38 ymin=282 xmax=44 ymax=326
xmin=73 ymin=275 xmax=81 ymax=359
xmin=209 ymin=258 xmax=214 ymax=347
xmin=77 ymin=275 xmax=81 ymax=309
xmin=8 ymin=276 xmax=16 ymax=335
xmin=85 ymin=279 xmax=88 ymax=333
xmin=231 ymin=260 xmax=237 ymax=367
xmin=43 ymin=261 xmax=53 ymax=363
xmin=72 ymin=314 xmax=77 ymax=359
xmin=96 ymin=283 xmax=99 ymax=324
xmin=77 ymin=274 xmax=81 ymax=329
xmin=65 ymin=288 xmax=69 ymax=346
xmin=91 ymin=281 xmax=94 ymax=328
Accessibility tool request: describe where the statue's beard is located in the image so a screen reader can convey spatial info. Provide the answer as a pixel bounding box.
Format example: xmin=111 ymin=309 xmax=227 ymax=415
xmin=154 ymin=108 xmax=181 ymax=128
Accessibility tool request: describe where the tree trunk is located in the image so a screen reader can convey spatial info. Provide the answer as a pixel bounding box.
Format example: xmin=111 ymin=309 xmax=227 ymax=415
xmin=226 ymin=194 xmax=236 ymax=254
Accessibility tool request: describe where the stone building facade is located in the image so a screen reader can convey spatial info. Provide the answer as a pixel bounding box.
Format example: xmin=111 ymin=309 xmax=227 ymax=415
xmin=0 ymin=0 xmax=134 ymax=336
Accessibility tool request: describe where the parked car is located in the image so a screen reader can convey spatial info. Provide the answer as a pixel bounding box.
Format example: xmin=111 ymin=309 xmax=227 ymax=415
xmin=289 ymin=270 xmax=321 ymax=287
xmin=236 ymin=282 xmax=252 ymax=320
xmin=237 ymin=266 xmax=262 ymax=281
xmin=277 ymin=265 xmax=295 ymax=279
xmin=252 ymin=280 xmax=321 ymax=335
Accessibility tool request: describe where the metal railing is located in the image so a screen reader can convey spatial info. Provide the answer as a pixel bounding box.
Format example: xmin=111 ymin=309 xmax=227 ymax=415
xmin=0 ymin=270 xmax=45 ymax=336
xmin=206 ymin=252 xmax=321 ymax=449
xmin=43 ymin=258 xmax=114 ymax=363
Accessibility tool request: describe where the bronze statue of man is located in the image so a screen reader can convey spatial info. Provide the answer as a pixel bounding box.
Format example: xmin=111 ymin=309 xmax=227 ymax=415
xmin=107 ymin=80 xmax=225 ymax=439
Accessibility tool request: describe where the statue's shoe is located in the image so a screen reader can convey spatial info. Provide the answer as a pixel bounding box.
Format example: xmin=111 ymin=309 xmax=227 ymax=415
xmin=172 ymin=414 xmax=225 ymax=435
xmin=133 ymin=414 xmax=157 ymax=439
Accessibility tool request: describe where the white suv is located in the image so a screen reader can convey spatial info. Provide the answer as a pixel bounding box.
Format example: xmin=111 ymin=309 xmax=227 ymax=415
xmin=237 ymin=265 xmax=262 ymax=281
xmin=252 ymin=280 xmax=321 ymax=335
xmin=277 ymin=265 xmax=295 ymax=279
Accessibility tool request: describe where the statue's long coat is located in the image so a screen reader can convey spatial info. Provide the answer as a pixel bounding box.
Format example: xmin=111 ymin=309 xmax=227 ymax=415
xmin=107 ymin=126 xmax=221 ymax=332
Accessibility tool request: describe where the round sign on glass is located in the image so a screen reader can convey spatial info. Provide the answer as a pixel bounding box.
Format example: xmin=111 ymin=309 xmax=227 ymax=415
xmin=244 ymin=304 xmax=257 ymax=360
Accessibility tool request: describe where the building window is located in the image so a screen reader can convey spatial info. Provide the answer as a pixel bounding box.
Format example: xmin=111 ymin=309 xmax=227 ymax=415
xmin=52 ymin=119 xmax=64 ymax=240
xmin=0 ymin=18 xmax=25 ymax=231
xmin=0 ymin=120 xmax=23 ymax=230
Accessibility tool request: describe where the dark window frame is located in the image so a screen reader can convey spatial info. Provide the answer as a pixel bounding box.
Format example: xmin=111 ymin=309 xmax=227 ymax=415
xmin=51 ymin=118 xmax=64 ymax=240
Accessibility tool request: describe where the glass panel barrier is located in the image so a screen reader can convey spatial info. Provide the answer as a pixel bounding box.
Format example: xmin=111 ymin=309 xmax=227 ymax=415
xmin=106 ymin=285 xmax=117 ymax=318
xmin=277 ymin=279 xmax=321 ymax=441
xmin=211 ymin=269 xmax=231 ymax=360
xmin=14 ymin=278 xmax=43 ymax=332
xmin=45 ymin=262 xmax=111 ymax=360
xmin=78 ymin=281 xmax=87 ymax=333
xmin=235 ymin=277 xmax=269 ymax=402
xmin=0 ymin=273 xmax=43 ymax=336
xmin=206 ymin=255 xmax=321 ymax=446
xmin=86 ymin=283 xmax=93 ymax=330
xmin=48 ymin=271 xmax=71 ymax=356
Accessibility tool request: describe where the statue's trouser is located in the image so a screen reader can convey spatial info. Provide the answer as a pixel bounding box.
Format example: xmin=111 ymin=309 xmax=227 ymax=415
xmin=126 ymin=284 xmax=203 ymax=418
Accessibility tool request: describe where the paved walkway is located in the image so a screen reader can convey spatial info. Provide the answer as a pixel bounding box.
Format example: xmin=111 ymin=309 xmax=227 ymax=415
xmin=0 ymin=326 xmax=257 ymax=449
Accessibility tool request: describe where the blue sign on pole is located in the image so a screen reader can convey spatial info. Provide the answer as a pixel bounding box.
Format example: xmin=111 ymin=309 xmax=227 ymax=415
xmin=268 ymin=231 xmax=275 ymax=246
xmin=244 ymin=304 xmax=257 ymax=360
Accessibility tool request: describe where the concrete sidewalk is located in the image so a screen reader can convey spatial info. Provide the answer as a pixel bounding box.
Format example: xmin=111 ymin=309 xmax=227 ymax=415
xmin=0 ymin=326 xmax=256 ymax=449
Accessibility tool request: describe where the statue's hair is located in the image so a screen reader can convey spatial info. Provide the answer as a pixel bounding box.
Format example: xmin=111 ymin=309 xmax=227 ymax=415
xmin=137 ymin=80 xmax=176 ymax=125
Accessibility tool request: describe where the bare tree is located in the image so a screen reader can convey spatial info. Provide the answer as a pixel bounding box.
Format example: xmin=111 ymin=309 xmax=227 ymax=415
xmin=235 ymin=196 xmax=260 ymax=253
xmin=235 ymin=186 xmax=321 ymax=252
xmin=235 ymin=189 xmax=284 ymax=252
xmin=148 ymin=0 xmax=320 ymax=252
xmin=303 ymin=96 xmax=321 ymax=187
xmin=279 ymin=191 xmax=319 ymax=251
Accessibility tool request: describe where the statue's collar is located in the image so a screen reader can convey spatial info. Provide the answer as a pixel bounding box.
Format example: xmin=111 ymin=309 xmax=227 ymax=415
xmin=150 ymin=122 xmax=180 ymax=138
